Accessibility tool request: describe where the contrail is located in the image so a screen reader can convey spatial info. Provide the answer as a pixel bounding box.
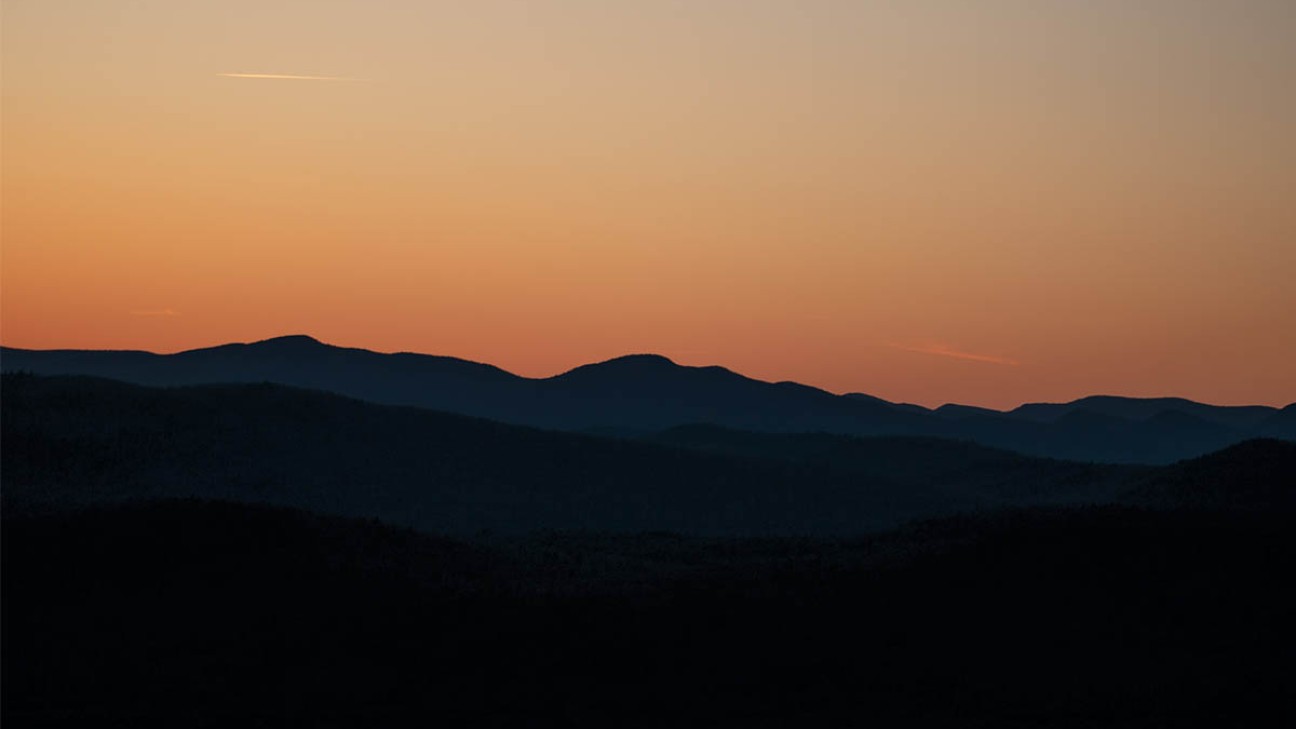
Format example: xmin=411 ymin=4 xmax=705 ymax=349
xmin=217 ymin=72 xmax=360 ymax=81
xmin=887 ymin=342 xmax=1020 ymax=367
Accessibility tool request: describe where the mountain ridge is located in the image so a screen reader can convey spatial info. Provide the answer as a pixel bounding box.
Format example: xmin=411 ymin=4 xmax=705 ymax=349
xmin=2 ymin=335 xmax=1290 ymax=464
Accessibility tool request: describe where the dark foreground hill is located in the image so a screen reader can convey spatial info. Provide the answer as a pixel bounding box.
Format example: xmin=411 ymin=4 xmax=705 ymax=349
xmin=1 ymin=374 xmax=1131 ymax=535
xmin=5 ymin=336 xmax=1291 ymax=463
xmin=4 ymin=500 xmax=1294 ymax=727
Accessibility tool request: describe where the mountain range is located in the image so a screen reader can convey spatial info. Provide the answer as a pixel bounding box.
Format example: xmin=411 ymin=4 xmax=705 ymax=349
xmin=1 ymin=373 xmax=1134 ymax=535
xmin=5 ymin=360 xmax=1295 ymax=726
xmin=6 ymin=373 xmax=1292 ymax=535
xmin=3 ymin=334 xmax=1292 ymax=463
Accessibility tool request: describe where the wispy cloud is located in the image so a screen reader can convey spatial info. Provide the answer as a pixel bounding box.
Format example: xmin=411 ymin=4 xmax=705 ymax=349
xmin=131 ymin=308 xmax=181 ymax=317
xmin=217 ymin=72 xmax=360 ymax=82
xmin=887 ymin=342 xmax=1020 ymax=367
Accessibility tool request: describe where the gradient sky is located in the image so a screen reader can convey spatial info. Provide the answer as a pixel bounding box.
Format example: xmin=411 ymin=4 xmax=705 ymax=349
xmin=3 ymin=0 xmax=1294 ymax=408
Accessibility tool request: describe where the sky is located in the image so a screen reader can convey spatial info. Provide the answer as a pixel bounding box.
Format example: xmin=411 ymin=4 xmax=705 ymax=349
xmin=3 ymin=0 xmax=1294 ymax=408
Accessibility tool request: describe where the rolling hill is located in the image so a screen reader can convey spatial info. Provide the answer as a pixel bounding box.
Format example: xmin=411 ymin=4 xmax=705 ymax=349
xmin=1 ymin=373 xmax=1133 ymax=535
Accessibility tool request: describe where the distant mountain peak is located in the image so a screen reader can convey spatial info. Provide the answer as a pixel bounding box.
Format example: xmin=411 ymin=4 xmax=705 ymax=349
xmin=169 ymin=334 xmax=330 ymax=357
xmin=598 ymin=353 xmax=677 ymax=367
xmin=251 ymin=334 xmax=325 ymax=347
xmin=556 ymin=354 xmax=680 ymax=378
xmin=551 ymin=354 xmax=760 ymax=390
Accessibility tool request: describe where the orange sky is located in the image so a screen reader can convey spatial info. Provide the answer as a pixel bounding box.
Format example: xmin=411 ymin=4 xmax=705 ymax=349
xmin=3 ymin=0 xmax=1294 ymax=408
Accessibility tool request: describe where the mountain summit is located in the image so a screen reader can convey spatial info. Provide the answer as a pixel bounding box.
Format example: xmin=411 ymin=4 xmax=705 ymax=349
xmin=249 ymin=334 xmax=326 ymax=349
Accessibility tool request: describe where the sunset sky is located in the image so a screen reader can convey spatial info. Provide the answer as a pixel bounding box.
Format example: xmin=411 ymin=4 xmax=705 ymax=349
xmin=3 ymin=0 xmax=1294 ymax=408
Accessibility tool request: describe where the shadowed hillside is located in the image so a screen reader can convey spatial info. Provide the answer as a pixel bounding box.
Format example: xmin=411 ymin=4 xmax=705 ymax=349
xmin=645 ymin=424 xmax=1124 ymax=503
xmin=0 ymin=374 xmax=1130 ymax=535
xmin=1125 ymin=438 xmax=1296 ymax=510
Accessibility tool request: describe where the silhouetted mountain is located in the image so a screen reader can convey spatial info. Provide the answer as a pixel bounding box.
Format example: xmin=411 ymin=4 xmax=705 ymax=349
xmin=3 ymin=336 xmax=1290 ymax=463
xmin=1008 ymin=394 xmax=1277 ymax=429
xmin=1126 ymin=438 xmax=1296 ymax=511
xmin=0 ymin=338 xmax=931 ymax=437
xmin=0 ymin=374 xmax=1127 ymax=535
xmin=0 ymin=334 xmax=533 ymax=421
xmin=5 ymin=500 xmax=1293 ymax=727
xmin=542 ymin=354 xmax=935 ymax=434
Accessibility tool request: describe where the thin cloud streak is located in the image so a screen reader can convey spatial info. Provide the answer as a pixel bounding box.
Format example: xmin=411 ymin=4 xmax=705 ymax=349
xmin=888 ymin=342 xmax=1020 ymax=367
xmin=217 ymin=72 xmax=360 ymax=81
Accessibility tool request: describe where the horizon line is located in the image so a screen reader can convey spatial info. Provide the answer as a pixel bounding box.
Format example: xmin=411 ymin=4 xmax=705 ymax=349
xmin=1 ymin=333 xmax=1288 ymax=412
